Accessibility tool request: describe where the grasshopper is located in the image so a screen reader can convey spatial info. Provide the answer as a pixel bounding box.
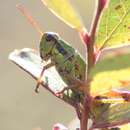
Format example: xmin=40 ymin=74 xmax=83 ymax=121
xmin=35 ymin=32 xmax=87 ymax=119
xmin=36 ymin=32 xmax=86 ymax=97
xmin=17 ymin=5 xmax=86 ymax=118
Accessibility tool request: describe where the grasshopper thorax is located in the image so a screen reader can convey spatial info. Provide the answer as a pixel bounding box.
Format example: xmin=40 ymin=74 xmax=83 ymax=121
xmin=40 ymin=32 xmax=59 ymax=61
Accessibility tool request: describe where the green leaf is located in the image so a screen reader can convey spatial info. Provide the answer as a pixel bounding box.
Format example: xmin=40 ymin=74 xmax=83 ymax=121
xmin=92 ymin=102 xmax=130 ymax=129
xmin=96 ymin=0 xmax=130 ymax=49
xmin=8 ymin=48 xmax=81 ymax=106
xmin=41 ymin=0 xmax=84 ymax=30
xmin=90 ymin=53 xmax=130 ymax=96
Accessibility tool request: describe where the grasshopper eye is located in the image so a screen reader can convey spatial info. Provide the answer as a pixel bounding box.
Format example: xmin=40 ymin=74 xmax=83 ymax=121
xmin=45 ymin=34 xmax=54 ymax=42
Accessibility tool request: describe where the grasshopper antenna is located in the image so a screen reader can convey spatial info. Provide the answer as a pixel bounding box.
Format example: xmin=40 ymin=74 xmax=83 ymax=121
xmin=16 ymin=4 xmax=43 ymax=37
xmin=17 ymin=4 xmax=45 ymax=93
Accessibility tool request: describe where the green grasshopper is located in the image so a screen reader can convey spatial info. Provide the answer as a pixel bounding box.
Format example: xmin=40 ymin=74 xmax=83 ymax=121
xmin=16 ymin=5 xmax=86 ymax=118
xmin=35 ymin=32 xmax=87 ymax=119
xmin=36 ymin=32 xmax=86 ymax=97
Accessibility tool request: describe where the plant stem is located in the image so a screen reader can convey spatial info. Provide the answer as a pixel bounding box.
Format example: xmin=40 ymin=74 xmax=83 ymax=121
xmin=81 ymin=94 xmax=90 ymax=130
xmin=80 ymin=1 xmax=106 ymax=130
xmin=80 ymin=79 xmax=92 ymax=130
xmin=87 ymin=0 xmax=103 ymax=74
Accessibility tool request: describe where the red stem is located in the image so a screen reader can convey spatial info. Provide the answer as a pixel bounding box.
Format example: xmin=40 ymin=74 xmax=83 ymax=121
xmin=87 ymin=0 xmax=103 ymax=73
xmin=80 ymin=95 xmax=89 ymax=130
xmin=90 ymin=0 xmax=103 ymax=40
xmin=80 ymin=1 xmax=105 ymax=130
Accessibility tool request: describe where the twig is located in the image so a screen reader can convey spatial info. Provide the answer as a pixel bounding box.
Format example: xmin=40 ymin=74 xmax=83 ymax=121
xmin=87 ymin=0 xmax=103 ymax=75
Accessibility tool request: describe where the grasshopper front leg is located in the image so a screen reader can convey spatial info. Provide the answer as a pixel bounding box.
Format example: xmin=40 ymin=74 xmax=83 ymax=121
xmin=35 ymin=62 xmax=54 ymax=93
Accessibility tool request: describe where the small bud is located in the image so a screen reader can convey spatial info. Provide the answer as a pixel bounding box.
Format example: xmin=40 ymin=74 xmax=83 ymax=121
xmin=79 ymin=28 xmax=90 ymax=46
xmin=53 ymin=123 xmax=68 ymax=130
xmin=99 ymin=0 xmax=108 ymax=11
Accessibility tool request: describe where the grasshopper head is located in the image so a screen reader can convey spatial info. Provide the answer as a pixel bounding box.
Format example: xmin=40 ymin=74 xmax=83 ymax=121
xmin=40 ymin=32 xmax=59 ymax=61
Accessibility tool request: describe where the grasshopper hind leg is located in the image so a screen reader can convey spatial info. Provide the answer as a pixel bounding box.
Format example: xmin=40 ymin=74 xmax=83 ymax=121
xmin=56 ymin=85 xmax=76 ymax=96
xmin=56 ymin=79 xmax=83 ymax=97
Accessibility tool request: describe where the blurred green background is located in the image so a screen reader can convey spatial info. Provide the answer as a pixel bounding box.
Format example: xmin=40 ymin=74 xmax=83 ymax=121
xmin=0 ymin=0 xmax=95 ymax=130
